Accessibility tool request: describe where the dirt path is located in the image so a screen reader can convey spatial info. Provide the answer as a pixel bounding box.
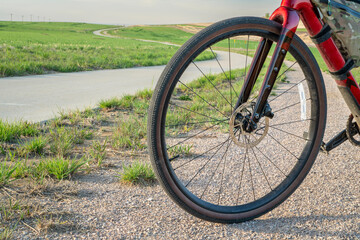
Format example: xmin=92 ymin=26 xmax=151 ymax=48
xmin=2 ymin=24 xmax=358 ymax=239
xmin=93 ymin=28 xmax=180 ymax=47
xmin=8 ymin=65 xmax=359 ymax=239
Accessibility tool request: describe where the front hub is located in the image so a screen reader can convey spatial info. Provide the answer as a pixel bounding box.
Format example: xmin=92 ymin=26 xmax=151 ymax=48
xmin=229 ymin=102 xmax=270 ymax=148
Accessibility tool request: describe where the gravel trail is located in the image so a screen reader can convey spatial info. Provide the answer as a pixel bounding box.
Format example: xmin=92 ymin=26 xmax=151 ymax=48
xmin=11 ymin=64 xmax=359 ymax=239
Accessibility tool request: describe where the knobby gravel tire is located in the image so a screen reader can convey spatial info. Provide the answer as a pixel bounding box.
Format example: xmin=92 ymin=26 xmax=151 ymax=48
xmin=147 ymin=17 xmax=327 ymax=223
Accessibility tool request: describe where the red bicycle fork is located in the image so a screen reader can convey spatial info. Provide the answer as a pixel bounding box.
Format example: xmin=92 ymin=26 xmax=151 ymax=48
xmin=240 ymin=0 xmax=360 ymax=133
xmin=237 ymin=6 xmax=300 ymax=128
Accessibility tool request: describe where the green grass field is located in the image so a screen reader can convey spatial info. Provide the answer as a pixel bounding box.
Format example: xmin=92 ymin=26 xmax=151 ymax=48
xmin=107 ymin=25 xmax=194 ymax=44
xmin=0 ymin=22 xmax=196 ymax=77
xmin=1 ymin=21 xmax=357 ymax=78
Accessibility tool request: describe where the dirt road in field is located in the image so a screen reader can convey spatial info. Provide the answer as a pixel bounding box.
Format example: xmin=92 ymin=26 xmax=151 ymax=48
xmin=0 ymin=29 xmax=248 ymax=123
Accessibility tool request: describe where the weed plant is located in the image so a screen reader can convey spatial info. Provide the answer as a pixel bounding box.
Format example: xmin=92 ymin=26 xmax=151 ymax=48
xmin=12 ymin=160 xmax=29 ymax=179
xmin=4 ymin=151 xmax=16 ymax=162
xmin=17 ymin=136 xmax=47 ymax=157
xmin=89 ymin=139 xmax=107 ymax=167
xmin=118 ymin=161 xmax=155 ymax=184
xmin=168 ymin=144 xmax=193 ymax=158
xmin=35 ymin=214 xmax=71 ymax=234
xmin=13 ymin=157 xmax=88 ymax=181
xmin=99 ymin=88 xmax=152 ymax=111
xmin=0 ymin=226 xmax=13 ymax=240
xmin=40 ymin=157 xmax=88 ymax=180
xmin=99 ymin=89 xmax=151 ymax=151
xmin=112 ymin=116 xmax=147 ymax=150
xmin=71 ymin=128 xmax=93 ymax=144
xmin=0 ymin=199 xmax=31 ymax=222
xmin=49 ymin=127 xmax=75 ymax=157
xmin=0 ymin=120 xmax=39 ymax=143
xmin=0 ymin=162 xmax=18 ymax=188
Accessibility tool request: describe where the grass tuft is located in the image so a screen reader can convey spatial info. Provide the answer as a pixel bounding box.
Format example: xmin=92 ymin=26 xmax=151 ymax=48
xmin=89 ymin=139 xmax=107 ymax=167
xmin=11 ymin=157 xmax=88 ymax=181
xmin=72 ymin=128 xmax=93 ymax=144
xmin=0 ymin=120 xmax=39 ymax=143
xmin=0 ymin=162 xmax=18 ymax=188
xmin=118 ymin=161 xmax=155 ymax=184
xmin=112 ymin=116 xmax=146 ymax=150
xmin=99 ymin=88 xmax=152 ymax=111
xmin=17 ymin=135 xmax=48 ymax=157
xmin=40 ymin=157 xmax=88 ymax=180
xmin=35 ymin=214 xmax=72 ymax=234
xmin=168 ymin=145 xmax=193 ymax=158
xmin=0 ymin=199 xmax=32 ymax=222
xmin=49 ymin=127 xmax=74 ymax=158
xmin=12 ymin=160 xmax=29 ymax=179
xmin=0 ymin=226 xmax=13 ymax=240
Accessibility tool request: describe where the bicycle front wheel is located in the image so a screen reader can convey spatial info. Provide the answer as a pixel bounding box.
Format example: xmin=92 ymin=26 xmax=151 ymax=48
xmin=148 ymin=17 xmax=327 ymax=223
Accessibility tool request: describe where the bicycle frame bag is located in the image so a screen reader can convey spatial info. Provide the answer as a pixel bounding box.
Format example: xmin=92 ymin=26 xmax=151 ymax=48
xmin=311 ymin=0 xmax=360 ymax=67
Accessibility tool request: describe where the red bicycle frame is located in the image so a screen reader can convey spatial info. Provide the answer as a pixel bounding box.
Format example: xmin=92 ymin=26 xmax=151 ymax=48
xmin=243 ymin=0 xmax=360 ymax=129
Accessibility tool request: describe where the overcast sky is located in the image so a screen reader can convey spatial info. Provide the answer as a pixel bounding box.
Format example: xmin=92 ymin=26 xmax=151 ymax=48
xmin=0 ymin=0 xmax=279 ymax=25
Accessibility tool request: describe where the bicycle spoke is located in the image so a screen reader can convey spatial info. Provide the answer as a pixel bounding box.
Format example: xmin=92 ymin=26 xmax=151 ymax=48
xmin=184 ymin=137 xmax=230 ymax=187
xmin=167 ymin=121 xmax=223 ymax=150
xmin=254 ymin=130 xmax=265 ymax=136
xmin=209 ymin=46 xmax=229 ymax=80
xmin=200 ymin=139 xmax=232 ymax=199
xmin=166 ymin=119 xmax=228 ymax=128
xmin=269 ymin=118 xmax=314 ymax=128
xmin=237 ymin=129 xmax=242 ymax=141
xmin=218 ymin=139 xmax=230 ymax=204
xmin=236 ymin=137 xmax=247 ymax=205
xmin=274 ymin=61 xmax=298 ymax=83
xmin=249 ymin=143 xmax=273 ymax=191
xmin=179 ymin=80 xmax=228 ymax=118
xmin=267 ymin=132 xmax=299 ymax=160
xmin=269 ymin=78 xmax=306 ymax=103
xmin=272 ymin=99 xmax=310 ymax=114
xmin=169 ymin=102 xmax=224 ymax=122
xmin=249 ymin=133 xmax=260 ymax=143
xmin=174 ymin=137 xmax=231 ymax=170
xmin=269 ymin=125 xmax=310 ymax=141
xmin=254 ymin=145 xmax=287 ymax=177
xmin=245 ymin=136 xmax=256 ymax=201
xmin=209 ymin=46 xmax=238 ymax=95
xmin=192 ymin=61 xmax=233 ymax=108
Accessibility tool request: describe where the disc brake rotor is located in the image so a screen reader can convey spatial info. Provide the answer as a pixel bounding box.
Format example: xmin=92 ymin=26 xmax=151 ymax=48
xmin=229 ymin=102 xmax=269 ymax=148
